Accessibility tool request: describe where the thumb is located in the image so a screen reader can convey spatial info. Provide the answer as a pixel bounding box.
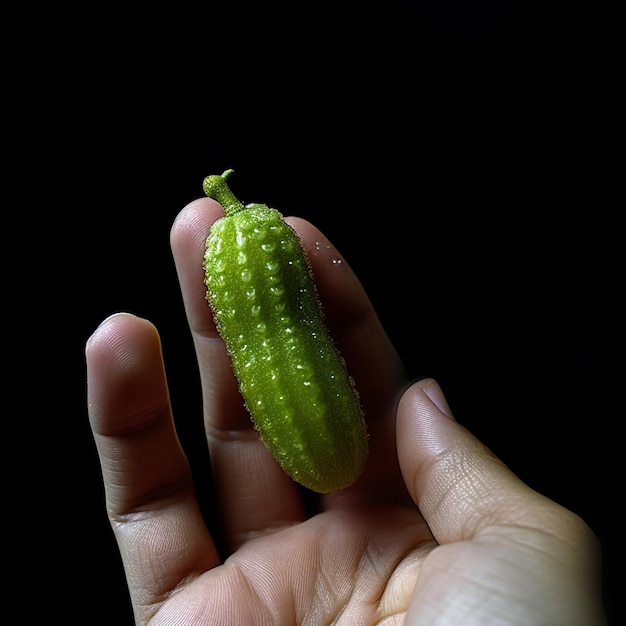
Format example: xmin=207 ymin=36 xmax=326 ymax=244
xmin=396 ymin=378 xmax=546 ymax=544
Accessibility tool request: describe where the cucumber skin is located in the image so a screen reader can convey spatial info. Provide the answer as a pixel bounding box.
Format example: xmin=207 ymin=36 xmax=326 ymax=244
xmin=204 ymin=203 xmax=368 ymax=493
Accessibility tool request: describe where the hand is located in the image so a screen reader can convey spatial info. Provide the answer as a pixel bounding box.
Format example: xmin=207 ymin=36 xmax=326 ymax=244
xmin=86 ymin=198 xmax=607 ymax=625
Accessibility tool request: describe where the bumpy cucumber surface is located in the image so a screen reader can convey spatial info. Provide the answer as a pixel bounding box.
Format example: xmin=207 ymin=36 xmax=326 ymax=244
xmin=203 ymin=170 xmax=368 ymax=493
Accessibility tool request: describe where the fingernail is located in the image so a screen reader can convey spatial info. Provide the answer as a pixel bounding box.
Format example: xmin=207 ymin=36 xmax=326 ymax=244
xmin=424 ymin=380 xmax=455 ymax=420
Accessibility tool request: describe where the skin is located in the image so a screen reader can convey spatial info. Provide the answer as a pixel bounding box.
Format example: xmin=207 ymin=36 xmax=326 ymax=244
xmin=86 ymin=197 xmax=607 ymax=625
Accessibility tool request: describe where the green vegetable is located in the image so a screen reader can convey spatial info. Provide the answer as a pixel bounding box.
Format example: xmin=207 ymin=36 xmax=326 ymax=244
xmin=203 ymin=169 xmax=368 ymax=493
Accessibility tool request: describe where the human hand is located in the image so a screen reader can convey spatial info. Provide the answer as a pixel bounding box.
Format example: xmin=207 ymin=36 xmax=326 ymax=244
xmin=86 ymin=197 xmax=607 ymax=625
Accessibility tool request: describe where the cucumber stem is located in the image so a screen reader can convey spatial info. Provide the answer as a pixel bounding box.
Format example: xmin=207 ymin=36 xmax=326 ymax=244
xmin=203 ymin=169 xmax=246 ymax=215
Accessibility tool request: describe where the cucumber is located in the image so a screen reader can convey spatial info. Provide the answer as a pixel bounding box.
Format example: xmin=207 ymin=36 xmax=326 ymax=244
xmin=203 ymin=170 xmax=368 ymax=493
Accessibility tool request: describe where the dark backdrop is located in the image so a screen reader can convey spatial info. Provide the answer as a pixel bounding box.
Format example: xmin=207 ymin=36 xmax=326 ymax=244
xmin=22 ymin=3 xmax=619 ymax=624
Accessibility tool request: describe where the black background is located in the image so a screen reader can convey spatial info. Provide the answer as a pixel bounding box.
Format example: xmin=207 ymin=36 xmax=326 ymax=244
xmin=17 ymin=2 xmax=620 ymax=624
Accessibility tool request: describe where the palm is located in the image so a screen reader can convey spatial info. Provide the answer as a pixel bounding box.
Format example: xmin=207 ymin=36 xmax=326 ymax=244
xmin=152 ymin=505 xmax=431 ymax=624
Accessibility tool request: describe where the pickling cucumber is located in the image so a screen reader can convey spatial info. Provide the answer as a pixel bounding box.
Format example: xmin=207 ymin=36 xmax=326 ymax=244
xmin=203 ymin=170 xmax=368 ymax=493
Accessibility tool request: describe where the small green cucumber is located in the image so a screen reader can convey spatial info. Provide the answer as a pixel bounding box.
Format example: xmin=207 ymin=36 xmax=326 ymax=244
xmin=203 ymin=169 xmax=368 ymax=493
